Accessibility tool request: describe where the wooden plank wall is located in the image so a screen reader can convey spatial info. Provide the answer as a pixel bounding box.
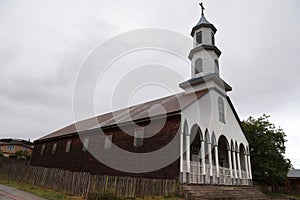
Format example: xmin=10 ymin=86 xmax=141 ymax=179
xmin=0 ymin=162 xmax=179 ymax=199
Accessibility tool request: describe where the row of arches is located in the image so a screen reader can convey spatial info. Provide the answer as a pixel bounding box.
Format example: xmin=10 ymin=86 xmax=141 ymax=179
xmin=180 ymin=121 xmax=252 ymax=185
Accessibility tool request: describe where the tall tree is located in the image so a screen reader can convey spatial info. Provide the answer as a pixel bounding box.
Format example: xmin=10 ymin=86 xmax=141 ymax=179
xmin=242 ymin=114 xmax=291 ymax=191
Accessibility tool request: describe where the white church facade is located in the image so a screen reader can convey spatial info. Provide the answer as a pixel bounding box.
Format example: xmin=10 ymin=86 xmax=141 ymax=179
xmin=179 ymin=4 xmax=252 ymax=185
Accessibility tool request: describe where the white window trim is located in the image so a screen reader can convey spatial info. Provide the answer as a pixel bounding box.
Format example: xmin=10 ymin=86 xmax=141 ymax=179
xmin=104 ymin=134 xmax=113 ymax=149
xmin=82 ymin=137 xmax=89 ymax=151
xmin=7 ymin=145 xmax=15 ymax=151
xmin=40 ymin=144 xmax=45 ymax=155
xmin=65 ymin=140 xmax=72 ymax=153
xmin=133 ymin=128 xmax=144 ymax=147
xmin=195 ymin=58 xmax=203 ymax=74
xmin=52 ymin=143 xmax=57 ymax=154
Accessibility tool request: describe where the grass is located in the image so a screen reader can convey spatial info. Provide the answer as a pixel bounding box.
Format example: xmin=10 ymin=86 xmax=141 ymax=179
xmin=0 ymin=177 xmax=83 ymax=200
xmin=265 ymin=192 xmax=300 ymax=200
xmin=0 ymin=178 xmax=184 ymax=200
xmin=135 ymin=197 xmax=184 ymax=200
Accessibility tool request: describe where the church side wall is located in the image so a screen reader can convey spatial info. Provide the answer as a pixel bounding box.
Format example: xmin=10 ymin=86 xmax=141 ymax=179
xmin=30 ymin=114 xmax=181 ymax=179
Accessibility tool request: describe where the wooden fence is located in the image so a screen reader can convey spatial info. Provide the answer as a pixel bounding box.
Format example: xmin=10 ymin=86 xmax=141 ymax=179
xmin=0 ymin=161 xmax=179 ymax=199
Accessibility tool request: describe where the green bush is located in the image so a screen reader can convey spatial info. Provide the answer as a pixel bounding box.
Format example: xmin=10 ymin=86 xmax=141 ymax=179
xmin=9 ymin=150 xmax=29 ymax=159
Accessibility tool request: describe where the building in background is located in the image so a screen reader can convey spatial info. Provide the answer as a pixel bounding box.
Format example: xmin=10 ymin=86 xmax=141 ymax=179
xmin=288 ymin=169 xmax=300 ymax=193
xmin=0 ymin=138 xmax=33 ymax=158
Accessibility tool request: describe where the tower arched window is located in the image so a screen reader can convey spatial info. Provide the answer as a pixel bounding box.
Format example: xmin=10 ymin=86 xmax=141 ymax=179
xmin=195 ymin=58 xmax=203 ymax=74
xmin=218 ymin=97 xmax=225 ymax=123
xmin=196 ymin=31 xmax=202 ymax=44
xmin=211 ymin=32 xmax=215 ymax=45
xmin=215 ymin=60 xmax=219 ymax=74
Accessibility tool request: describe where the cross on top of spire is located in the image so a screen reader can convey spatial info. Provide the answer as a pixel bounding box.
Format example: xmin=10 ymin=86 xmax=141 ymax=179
xmin=191 ymin=2 xmax=217 ymax=36
xmin=199 ymin=2 xmax=205 ymax=16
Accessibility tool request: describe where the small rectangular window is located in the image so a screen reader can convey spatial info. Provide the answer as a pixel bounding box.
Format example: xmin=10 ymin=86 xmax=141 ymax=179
xmin=133 ymin=129 xmax=144 ymax=147
xmin=196 ymin=31 xmax=202 ymax=44
xmin=40 ymin=144 xmax=45 ymax=155
xmin=52 ymin=143 xmax=57 ymax=154
xmin=21 ymin=146 xmax=27 ymax=151
xmin=104 ymin=134 xmax=113 ymax=149
xmin=82 ymin=137 xmax=89 ymax=151
xmin=65 ymin=140 xmax=72 ymax=152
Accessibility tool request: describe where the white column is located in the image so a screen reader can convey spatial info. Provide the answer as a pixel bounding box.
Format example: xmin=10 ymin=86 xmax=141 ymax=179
xmin=180 ymin=132 xmax=183 ymax=182
xmin=247 ymin=155 xmax=252 ymax=180
xmin=215 ymin=145 xmax=220 ymax=178
xmin=201 ymin=140 xmax=206 ymax=177
xmin=232 ymin=151 xmax=237 ymax=181
xmin=186 ymin=134 xmax=190 ymax=183
xmin=208 ymin=143 xmax=213 ymax=184
xmin=228 ymin=150 xmax=233 ymax=180
xmin=244 ymin=154 xmax=249 ymax=180
xmin=215 ymin=145 xmax=220 ymax=185
xmin=237 ymin=151 xmax=242 ymax=184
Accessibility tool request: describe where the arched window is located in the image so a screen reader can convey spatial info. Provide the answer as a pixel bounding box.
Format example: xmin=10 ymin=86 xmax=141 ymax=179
xmin=52 ymin=143 xmax=57 ymax=154
xmin=218 ymin=97 xmax=225 ymax=123
xmin=195 ymin=58 xmax=203 ymax=74
xmin=40 ymin=144 xmax=45 ymax=155
xmin=215 ymin=60 xmax=219 ymax=74
xmin=196 ymin=31 xmax=202 ymax=44
xmin=215 ymin=60 xmax=219 ymax=69
xmin=211 ymin=32 xmax=215 ymax=45
xmin=134 ymin=128 xmax=144 ymax=147
xmin=82 ymin=137 xmax=89 ymax=151
xmin=65 ymin=140 xmax=72 ymax=152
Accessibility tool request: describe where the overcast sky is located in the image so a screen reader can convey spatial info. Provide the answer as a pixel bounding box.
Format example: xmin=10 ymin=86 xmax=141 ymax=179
xmin=0 ymin=0 xmax=300 ymax=167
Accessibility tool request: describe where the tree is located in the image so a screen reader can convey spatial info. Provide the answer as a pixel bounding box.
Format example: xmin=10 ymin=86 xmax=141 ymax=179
xmin=242 ymin=114 xmax=291 ymax=191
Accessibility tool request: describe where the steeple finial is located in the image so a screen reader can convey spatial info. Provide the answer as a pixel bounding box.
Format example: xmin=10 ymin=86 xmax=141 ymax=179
xmin=199 ymin=2 xmax=205 ymax=16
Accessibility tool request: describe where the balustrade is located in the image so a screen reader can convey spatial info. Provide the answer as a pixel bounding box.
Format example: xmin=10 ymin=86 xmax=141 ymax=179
xmin=182 ymin=160 xmax=250 ymax=185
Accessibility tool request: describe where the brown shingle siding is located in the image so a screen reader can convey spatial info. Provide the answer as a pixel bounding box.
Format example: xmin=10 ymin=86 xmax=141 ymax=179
xmin=31 ymin=115 xmax=181 ymax=179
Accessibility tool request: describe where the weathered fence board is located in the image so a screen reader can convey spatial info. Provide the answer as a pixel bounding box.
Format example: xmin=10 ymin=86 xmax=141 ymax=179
xmin=0 ymin=161 xmax=179 ymax=198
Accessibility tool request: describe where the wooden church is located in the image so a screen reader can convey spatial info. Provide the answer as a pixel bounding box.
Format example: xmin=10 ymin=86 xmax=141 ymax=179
xmin=31 ymin=4 xmax=252 ymax=186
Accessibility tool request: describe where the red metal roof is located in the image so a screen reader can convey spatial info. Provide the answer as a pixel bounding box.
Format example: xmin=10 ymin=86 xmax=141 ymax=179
xmin=36 ymin=90 xmax=208 ymax=142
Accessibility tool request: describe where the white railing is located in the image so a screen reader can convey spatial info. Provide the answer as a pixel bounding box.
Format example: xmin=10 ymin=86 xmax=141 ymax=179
xmin=212 ymin=165 xmax=218 ymax=184
xmin=182 ymin=160 xmax=187 ymax=183
xmin=181 ymin=160 xmax=250 ymax=186
xmin=205 ymin=164 xmax=210 ymax=183
xmin=219 ymin=167 xmax=232 ymax=185
xmin=241 ymin=170 xmax=248 ymax=185
xmin=182 ymin=160 xmax=187 ymax=172
xmin=190 ymin=161 xmax=202 ymax=184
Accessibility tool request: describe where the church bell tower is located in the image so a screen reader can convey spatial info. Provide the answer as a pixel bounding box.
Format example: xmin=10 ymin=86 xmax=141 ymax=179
xmin=189 ymin=2 xmax=221 ymax=77
xmin=180 ymin=3 xmax=232 ymax=93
